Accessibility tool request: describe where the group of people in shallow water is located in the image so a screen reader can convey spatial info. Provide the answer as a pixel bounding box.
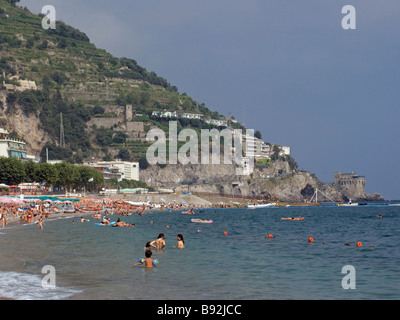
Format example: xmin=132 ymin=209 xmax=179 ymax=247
xmin=134 ymin=233 xmax=185 ymax=268
xmin=81 ymin=207 xmax=186 ymax=268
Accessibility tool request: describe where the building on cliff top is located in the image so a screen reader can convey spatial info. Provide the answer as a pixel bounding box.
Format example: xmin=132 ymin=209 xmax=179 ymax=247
xmin=334 ymin=171 xmax=366 ymax=199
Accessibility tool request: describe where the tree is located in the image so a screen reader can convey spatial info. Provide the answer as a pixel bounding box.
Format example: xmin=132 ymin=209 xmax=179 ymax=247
xmin=24 ymin=160 xmax=37 ymax=183
xmin=75 ymin=166 xmax=93 ymax=188
xmin=140 ymin=91 xmax=150 ymax=106
xmin=92 ymin=105 xmax=105 ymax=115
xmin=254 ymin=130 xmax=262 ymax=140
xmin=33 ymin=162 xmax=58 ymax=187
xmin=54 ymin=162 xmax=79 ymax=191
xmin=40 ymin=143 xmax=73 ymax=163
xmin=37 ymin=40 xmax=48 ymax=50
xmin=103 ymin=154 xmax=113 ymax=161
xmin=51 ymin=71 xmax=67 ymax=84
xmin=112 ymin=131 xmax=127 ymax=144
xmin=25 ymin=37 xmax=34 ymax=49
xmin=95 ymin=127 xmax=113 ymax=146
xmin=6 ymin=92 xmax=17 ymax=106
xmin=0 ymin=157 xmax=26 ymax=185
xmin=75 ymin=166 xmax=104 ymax=191
xmin=117 ymin=148 xmax=130 ymax=161
xmin=138 ymin=156 xmax=149 ymax=170
xmin=7 ymin=0 xmax=20 ymax=6
xmin=271 ymin=144 xmax=281 ymax=161
xmin=126 ymin=90 xmax=140 ymax=105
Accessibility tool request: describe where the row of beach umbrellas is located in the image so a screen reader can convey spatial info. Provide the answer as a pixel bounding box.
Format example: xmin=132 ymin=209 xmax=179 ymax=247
xmin=0 ymin=197 xmax=76 ymax=204
xmin=0 ymin=184 xmax=19 ymax=189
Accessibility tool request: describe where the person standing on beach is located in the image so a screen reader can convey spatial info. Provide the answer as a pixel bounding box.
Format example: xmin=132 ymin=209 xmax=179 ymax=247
xmin=1 ymin=212 xmax=6 ymax=228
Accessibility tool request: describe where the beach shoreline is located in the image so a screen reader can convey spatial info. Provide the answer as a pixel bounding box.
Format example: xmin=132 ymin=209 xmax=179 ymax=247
xmin=88 ymin=192 xmax=320 ymax=208
xmin=1 ymin=196 xmax=399 ymax=300
xmin=1 ymin=210 xmax=93 ymax=228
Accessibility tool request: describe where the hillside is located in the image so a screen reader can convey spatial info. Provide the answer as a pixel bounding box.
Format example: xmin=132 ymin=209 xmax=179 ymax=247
xmin=0 ymin=0 xmax=231 ymax=161
xmin=1 ymin=0 xmax=360 ymax=202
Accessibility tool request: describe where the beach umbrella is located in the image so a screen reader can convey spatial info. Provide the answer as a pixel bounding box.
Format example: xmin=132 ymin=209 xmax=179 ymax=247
xmin=60 ymin=198 xmax=79 ymax=202
xmin=2 ymin=197 xmax=24 ymax=204
xmin=0 ymin=184 xmax=9 ymax=188
xmin=23 ymin=198 xmax=41 ymax=202
xmin=10 ymin=185 xmax=19 ymax=188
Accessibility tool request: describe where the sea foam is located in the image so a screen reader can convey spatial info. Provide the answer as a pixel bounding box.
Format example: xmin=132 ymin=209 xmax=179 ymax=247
xmin=0 ymin=271 xmax=81 ymax=300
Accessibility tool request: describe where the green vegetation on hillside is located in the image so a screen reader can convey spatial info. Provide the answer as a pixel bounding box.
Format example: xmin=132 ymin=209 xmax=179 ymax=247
xmin=0 ymin=0 xmax=225 ymax=159
xmin=0 ymin=0 xmax=297 ymax=172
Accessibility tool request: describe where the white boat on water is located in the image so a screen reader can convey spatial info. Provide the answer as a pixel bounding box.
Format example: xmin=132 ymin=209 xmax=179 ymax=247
xmin=248 ymin=203 xmax=276 ymax=209
xmin=337 ymin=203 xmax=358 ymax=207
xmin=337 ymin=198 xmax=358 ymax=207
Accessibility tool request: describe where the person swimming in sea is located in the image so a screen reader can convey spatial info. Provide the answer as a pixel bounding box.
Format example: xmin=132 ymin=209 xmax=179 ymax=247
xmin=150 ymin=233 xmax=166 ymax=250
xmin=134 ymin=250 xmax=157 ymax=268
xmin=177 ymin=234 xmax=185 ymax=249
xmin=112 ymin=217 xmax=134 ymax=227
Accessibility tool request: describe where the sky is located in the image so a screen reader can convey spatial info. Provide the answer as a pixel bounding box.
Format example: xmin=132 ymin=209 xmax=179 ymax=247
xmin=19 ymin=0 xmax=400 ymax=199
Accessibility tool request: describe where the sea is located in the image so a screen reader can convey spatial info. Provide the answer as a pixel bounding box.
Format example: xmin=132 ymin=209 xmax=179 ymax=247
xmin=0 ymin=203 xmax=399 ymax=300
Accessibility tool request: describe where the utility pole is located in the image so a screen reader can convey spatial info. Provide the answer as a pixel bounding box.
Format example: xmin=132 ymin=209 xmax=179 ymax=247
xmin=60 ymin=112 xmax=65 ymax=147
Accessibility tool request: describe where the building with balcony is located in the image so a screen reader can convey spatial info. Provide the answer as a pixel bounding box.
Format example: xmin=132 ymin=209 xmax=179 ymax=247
xmin=83 ymin=160 xmax=139 ymax=181
xmin=0 ymin=128 xmax=27 ymax=160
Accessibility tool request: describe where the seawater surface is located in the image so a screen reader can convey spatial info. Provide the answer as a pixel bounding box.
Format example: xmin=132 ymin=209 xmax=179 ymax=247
xmin=0 ymin=205 xmax=399 ymax=300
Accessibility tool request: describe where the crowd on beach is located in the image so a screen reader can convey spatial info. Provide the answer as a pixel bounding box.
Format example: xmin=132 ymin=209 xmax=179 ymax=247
xmin=0 ymin=201 xmax=49 ymax=229
xmin=0 ymin=197 xmax=194 ymax=226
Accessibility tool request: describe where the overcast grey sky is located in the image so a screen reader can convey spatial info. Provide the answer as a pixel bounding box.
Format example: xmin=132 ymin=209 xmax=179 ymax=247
xmin=19 ymin=0 xmax=400 ymax=199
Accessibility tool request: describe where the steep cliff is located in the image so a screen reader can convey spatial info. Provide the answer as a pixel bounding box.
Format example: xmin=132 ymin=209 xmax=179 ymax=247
xmin=140 ymin=161 xmax=383 ymax=202
xmin=0 ymin=91 xmax=51 ymax=155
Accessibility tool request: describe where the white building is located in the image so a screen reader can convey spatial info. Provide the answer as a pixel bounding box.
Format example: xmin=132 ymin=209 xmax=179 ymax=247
xmin=151 ymin=110 xmax=178 ymax=118
xmin=242 ymin=134 xmax=271 ymax=160
xmin=279 ymin=146 xmax=291 ymax=156
xmin=205 ymin=119 xmax=228 ymax=127
xmin=0 ymin=128 xmax=27 ymax=160
xmin=179 ymin=112 xmax=202 ymax=120
xmin=84 ymin=161 xmax=139 ymax=181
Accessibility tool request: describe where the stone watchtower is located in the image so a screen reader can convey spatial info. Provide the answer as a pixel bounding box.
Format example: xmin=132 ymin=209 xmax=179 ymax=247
xmin=124 ymin=104 xmax=132 ymax=123
xmin=334 ymin=171 xmax=366 ymax=200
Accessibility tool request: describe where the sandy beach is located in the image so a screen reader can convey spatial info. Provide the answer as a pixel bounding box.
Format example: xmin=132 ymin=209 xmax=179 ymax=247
xmin=0 ymin=192 xmax=222 ymax=230
xmin=92 ymin=192 xmax=257 ymax=207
